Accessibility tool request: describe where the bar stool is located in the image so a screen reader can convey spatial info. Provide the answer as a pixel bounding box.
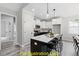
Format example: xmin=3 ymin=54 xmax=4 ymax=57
xmin=73 ymin=37 xmax=79 ymax=56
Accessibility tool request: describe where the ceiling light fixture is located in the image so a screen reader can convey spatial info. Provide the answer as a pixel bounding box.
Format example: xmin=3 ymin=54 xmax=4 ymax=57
xmin=53 ymin=9 xmax=56 ymax=18
xmin=46 ymin=3 xmax=60 ymax=19
xmin=46 ymin=3 xmax=49 ymax=18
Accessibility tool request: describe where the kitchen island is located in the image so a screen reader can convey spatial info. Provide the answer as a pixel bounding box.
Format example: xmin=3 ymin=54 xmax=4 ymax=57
xmin=31 ymin=34 xmax=62 ymax=56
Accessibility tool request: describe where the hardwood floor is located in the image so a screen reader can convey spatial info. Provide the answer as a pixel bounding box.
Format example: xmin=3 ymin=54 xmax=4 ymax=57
xmin=61 ymin=41 xmax=75 ymax=56
xmin=20 ymin=41 xmax=76 ymax=56
xmin=0 ymin=41 xmax=76 ymax=56
xmin=0 ymin=45 xmax=20 ymax=56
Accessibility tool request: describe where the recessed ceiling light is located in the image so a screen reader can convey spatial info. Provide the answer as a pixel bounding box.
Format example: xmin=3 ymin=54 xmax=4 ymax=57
xmin=32 ymin=9 xmax=35 ymax=12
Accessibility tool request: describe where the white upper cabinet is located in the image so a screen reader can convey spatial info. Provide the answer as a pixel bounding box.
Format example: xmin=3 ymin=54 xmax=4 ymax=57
xmin=52 ymin=18 xmax=62 ymax=24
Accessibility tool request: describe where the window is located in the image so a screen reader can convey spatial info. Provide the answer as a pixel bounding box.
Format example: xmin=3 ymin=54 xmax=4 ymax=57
xmin=69 ymin=21 xmax=79 ymax=34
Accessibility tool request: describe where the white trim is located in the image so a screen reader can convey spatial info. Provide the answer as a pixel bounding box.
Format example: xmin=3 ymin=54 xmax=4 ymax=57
xmin=13 ymin=16 xmax=17 ymax=45
xmin=0 ymin=12 xmax=1 ymax=50
xmin=0 ymin=11 xmax=16 ymax=17
xmin=22 ymin=9 xmax=24 ymax=47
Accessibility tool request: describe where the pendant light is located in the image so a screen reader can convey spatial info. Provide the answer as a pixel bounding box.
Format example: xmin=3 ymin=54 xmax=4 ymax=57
xmin=53 ymin=9 xmax=56 ymax=17
xmin=46 ymin=3 xmax=49 ymax=18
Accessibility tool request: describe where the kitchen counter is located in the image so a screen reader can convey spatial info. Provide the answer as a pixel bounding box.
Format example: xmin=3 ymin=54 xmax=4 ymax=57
xmin=31 ymin=34 xmax=59 ymax=43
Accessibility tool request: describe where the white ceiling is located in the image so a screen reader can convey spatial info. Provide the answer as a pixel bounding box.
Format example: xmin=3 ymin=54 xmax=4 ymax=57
xmin=0 ymin=3 xmax=28 ymax=12
xmin=0 ymin=3 xmax=79 ymax=19
xmin=24 ymin=3 xmax=79 ymax=19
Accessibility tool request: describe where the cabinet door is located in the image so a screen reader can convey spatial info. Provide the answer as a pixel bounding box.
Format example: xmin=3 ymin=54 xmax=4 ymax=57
xmin=23 ymin=10 xmax=34 ymax=44
xmin=53 ymin=24 xmax=61 ymax=34
xmin=24 ymin=21 xmax=34 ymax=43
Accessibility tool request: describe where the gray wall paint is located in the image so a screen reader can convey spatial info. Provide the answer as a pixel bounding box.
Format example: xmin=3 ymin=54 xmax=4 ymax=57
xmin=17 ymin=9 xmax=22 ymax=46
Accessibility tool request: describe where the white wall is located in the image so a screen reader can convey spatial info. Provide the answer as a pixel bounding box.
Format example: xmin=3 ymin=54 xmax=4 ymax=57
xmin=51 ymin=17 xmax=73 ymax=41
xmin=35 ymin=18 xmax=41 ymax=26
xmin=61 ymin=17 xmax=70 ymax=40
xmin=61 ymin=16 xmax=79 ymax=41
xmin=47 ymin=17 xmax=73 ymax=41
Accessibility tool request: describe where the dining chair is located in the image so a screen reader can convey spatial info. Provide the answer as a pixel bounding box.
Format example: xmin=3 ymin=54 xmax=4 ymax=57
xmin=73 ymin=37 xmax=79 ymax=56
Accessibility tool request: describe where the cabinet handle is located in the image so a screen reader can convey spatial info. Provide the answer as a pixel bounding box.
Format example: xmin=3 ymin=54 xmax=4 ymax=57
xmin=34 ymin=42 xmax=37 ymax=45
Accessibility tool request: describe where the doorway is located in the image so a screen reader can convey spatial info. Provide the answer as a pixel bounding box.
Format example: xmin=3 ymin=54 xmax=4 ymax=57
xmin=0 ymin=14 xmax=17 ymax=50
